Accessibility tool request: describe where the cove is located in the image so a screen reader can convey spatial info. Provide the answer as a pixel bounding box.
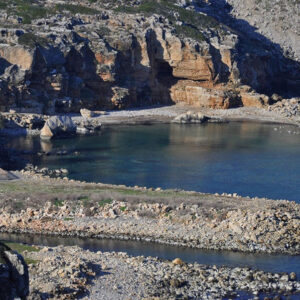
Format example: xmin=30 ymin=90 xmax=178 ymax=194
xmin=3 ymin=122 xmax=300 ymax=202
xmin=1 ymin=232 xmax=299 ymax=278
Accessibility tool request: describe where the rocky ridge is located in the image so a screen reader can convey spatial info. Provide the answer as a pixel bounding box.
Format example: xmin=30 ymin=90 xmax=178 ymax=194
xmin=0 ymin=0 xmax=299 ymax=114
xmin=0 ymin=174 xmax=299 ymax=255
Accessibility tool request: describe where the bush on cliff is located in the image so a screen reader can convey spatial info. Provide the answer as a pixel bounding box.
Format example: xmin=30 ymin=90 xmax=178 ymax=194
xmin=115 ymin=0 xmax=220 ymax=42
xmin=18 ymin=33 xmax=49 ymax=48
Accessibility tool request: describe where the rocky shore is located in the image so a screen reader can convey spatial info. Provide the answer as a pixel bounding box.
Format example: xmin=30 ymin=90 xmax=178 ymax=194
xmin=21 ymin=245 xmax=299 ymax=300
xmin=1 ymin=102 xmax=300 ymax=139
xmin=2 ymin=240 xmax=299 ymax=299
xmin=0 ymin=173 xmax=299 ymax=255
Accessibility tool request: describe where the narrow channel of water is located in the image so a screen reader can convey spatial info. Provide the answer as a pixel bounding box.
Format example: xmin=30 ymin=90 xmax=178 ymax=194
xmin=2 ymin=122 xmax=300 ymax=201
xmin=1 ymin=233 xmax=299 ymax=278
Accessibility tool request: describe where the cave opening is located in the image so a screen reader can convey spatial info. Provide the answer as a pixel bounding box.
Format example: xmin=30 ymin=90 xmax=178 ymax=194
xmin=156 ymin=60 xmax=177 ymax=85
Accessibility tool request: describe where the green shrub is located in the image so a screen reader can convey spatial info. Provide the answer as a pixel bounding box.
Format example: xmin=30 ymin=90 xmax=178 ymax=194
xmin=114 ymin=0 xmax=218 ymax=42
xmin=98 ymin=198 xmax=113 ymax=207
xmin=175 ymin=25 xmax=205 ymax=42
xmin=97 ymin=26 xmax=111 ymax=37
xmin=15 ymin=4 xmax=51 ymax=24
xmin=55 ymin=4 xmax=101 ymax=15
xmin=18 ymin=33 xmax=49 ymax=48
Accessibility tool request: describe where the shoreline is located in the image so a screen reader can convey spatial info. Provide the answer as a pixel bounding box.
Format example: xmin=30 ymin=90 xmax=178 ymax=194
xmin=1 ymin=170 xmax=299 ymax=299
xmin=1 ymin=227 xmax=299 ymax=256
xmin=0 ymin=173 xmax=299 ymax=255
xmin=1 ymin=105 xmax=299 ymax=137
xmin=11 ymin=244 xmax=300 ymax=300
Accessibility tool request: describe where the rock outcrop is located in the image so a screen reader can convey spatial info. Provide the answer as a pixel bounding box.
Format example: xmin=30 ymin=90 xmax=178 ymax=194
xmin=40 ymin=115 xmax=76 ymax=139
xmin=173 ymin=112 xmax=210 ymax=124
xmin=0 ymin=0 xmax=298 ymax=113
xmin=0 ymin=242 xmax=29 ymax=300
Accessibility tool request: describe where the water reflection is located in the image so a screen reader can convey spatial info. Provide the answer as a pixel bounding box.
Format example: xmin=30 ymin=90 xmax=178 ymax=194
xmin=2 ymin=122 xmax=300 ymax=201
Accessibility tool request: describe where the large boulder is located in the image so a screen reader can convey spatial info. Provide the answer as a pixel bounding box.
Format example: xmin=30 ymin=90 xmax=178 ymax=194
xmin=172 ymin=112 xmax=210 ymax=124
xmin=0 ymin=242 xmax=29 ymax=300
xmin=40 ymin=115 xmax=76 ymax=140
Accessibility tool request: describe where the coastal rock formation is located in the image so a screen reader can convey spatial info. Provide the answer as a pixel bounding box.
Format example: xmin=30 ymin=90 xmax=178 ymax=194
xmin=173 ymin=111 xmax=210 ymax=123
xmin=0 ymin=242 xmax=29 ymax=300
xmin=40 ymin=115 xmax=76 ymax=139
xmin=0 ymin=0 xmax=298 ymax=113
xmin=0 ymin=113 xmax=45 ymax=130
xmin=268 ymin=98 xmax=300 ymax=119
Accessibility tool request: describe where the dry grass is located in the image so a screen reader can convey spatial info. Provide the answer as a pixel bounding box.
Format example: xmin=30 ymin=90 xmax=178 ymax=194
xmin=0 ymin=178 xmax=274 ymax=214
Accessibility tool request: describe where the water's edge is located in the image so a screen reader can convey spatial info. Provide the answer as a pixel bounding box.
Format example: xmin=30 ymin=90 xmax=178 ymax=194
xmin=1 ymin=232 xmax=299 ymax=278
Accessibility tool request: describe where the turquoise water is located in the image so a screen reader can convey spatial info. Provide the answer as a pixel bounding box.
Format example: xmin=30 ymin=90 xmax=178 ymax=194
xmin=4 ymin=122 xmax=300 ymax=201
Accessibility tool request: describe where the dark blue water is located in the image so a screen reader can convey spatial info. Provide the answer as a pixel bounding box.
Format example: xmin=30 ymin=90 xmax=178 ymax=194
xmin=1 ymin=233 xmax=299 ymax=278
xmin=3 ymin=122 xmax=300 ymax=201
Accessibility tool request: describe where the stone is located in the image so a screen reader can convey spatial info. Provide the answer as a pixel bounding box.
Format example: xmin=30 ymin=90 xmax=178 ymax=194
xmin=40 ymin=123 xmax=54 ymax=139
xmin=240 ymin=92 xmax=270 ymax=108
xmin=172 ymin=258 xmax=184 ymax=265
xmin=80 ymin=108 xmax=95 ymax=118
xmin=289 ymin=272 xmax=297 ymax=281
xmin=173 ymin=112 xmax=210 ymax=124
xmin=0 ymin=168 xmax=18 ymax=180
xmin=40 ymin=116 xmax=76 ymax=139
xmin=0 ymin=242 xmax=29 ymax=300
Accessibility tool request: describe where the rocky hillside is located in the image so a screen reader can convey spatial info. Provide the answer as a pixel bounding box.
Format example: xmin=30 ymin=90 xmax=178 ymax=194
xmin=0 ymin=0 xmax=299 ymax=113
xmin=224 ymin=0 xmax=300 ymax=62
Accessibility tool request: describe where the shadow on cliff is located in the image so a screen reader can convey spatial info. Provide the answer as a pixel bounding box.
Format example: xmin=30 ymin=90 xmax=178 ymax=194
xmin=114 ymin=32 xmax=178 ymax=107
xmin=195 ymin=0 xmax=300 ymax=98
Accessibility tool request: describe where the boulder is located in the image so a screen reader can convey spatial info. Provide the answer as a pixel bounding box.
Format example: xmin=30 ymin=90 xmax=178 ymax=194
xmin=80 ymin=108 xmax=95 ymax=118
xmin=240 ymin=92 xmax=270 ymax=107
xmin=172 ymin=258 xmax=184 ymax=265
xmin=40 ymin=115 xmax=76 ymax=140
xmin=172 ymin=112 xmax=210 ymax=124
xmin=0 ymin=242 xmax=29 ymax=300
xmin=0 ymin=168 xmax=18 ymax=181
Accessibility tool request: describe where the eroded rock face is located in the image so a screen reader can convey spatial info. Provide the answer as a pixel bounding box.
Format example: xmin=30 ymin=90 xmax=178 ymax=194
xmin=0 ymin=242 xmax=29 ymax=300
xmin=0 ymin=1 xmax=298 ymax=112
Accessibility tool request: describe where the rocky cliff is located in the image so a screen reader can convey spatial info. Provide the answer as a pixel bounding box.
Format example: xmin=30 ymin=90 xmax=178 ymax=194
xmin=0 ymin=0 xmax=299 ymax=113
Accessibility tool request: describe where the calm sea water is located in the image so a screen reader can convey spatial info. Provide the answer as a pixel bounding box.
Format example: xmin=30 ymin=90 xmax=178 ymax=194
xmin=3 ymin=122 xmax=300 ymax=201
xmin=1 ymin=232 xmax=299 ymax=278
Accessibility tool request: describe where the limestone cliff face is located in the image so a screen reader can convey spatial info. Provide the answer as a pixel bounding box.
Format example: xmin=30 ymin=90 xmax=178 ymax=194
xmin=0 ymin=0 xmax=299 ymax=113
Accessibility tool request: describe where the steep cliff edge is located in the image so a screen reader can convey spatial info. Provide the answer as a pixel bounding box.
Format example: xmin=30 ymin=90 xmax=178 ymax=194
xmin=0 ymin=0 xmax=299 ymax=113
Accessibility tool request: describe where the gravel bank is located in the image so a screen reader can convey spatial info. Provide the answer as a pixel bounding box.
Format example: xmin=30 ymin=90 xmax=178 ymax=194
xmin=0 ymin=174 xmax=299 ymax=255
xmin=1 ymin=104 xmax=299 ymax=139
xmin=23 ymin=245 xmax=300 ymax=300
xmin=71 ymin=104 xmax=300 ymax=127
